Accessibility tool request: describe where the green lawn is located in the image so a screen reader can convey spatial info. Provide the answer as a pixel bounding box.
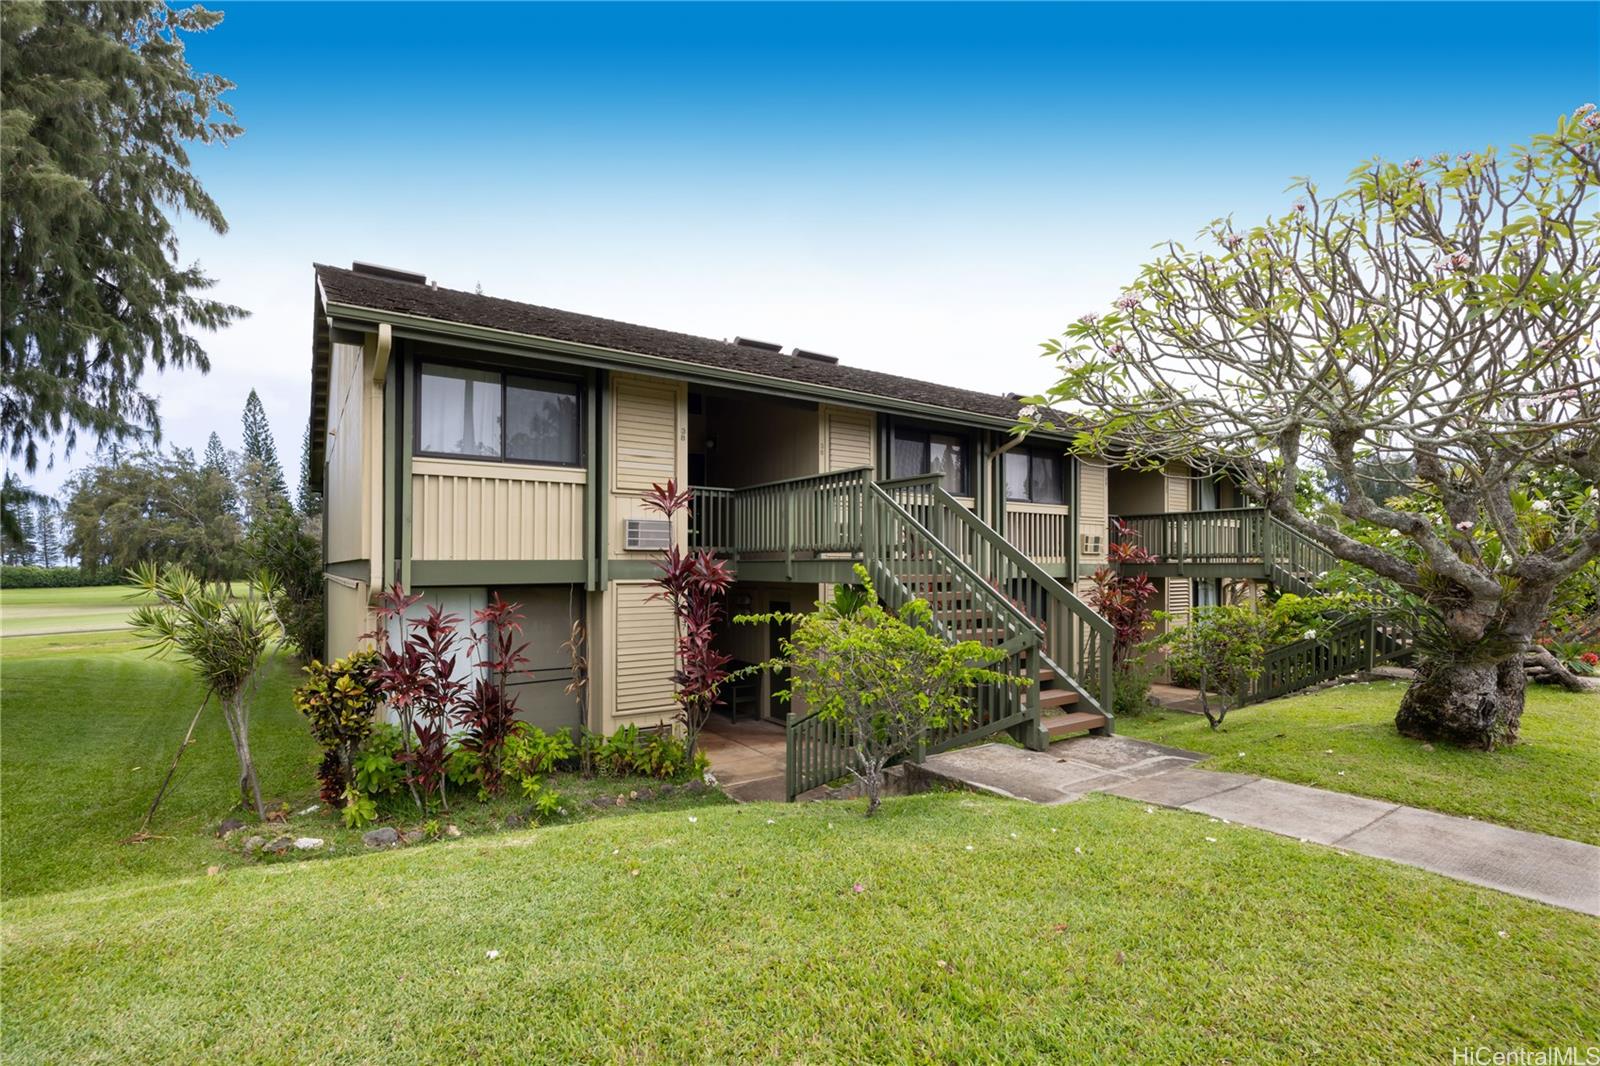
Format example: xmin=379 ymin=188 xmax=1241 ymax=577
xmin=4 ymin=793 xmax=1597 ymax=1064
xmin=1120 ymin=680 xmax=1600 ymax=844
xmin=0 ymin=584 xmax=136 ymax=637
xmin=4 ymin=616 xmax=1596 ymax=1062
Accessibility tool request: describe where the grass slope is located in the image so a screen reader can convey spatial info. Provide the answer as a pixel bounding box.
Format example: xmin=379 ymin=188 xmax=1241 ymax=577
xmin=4 ymin=793 xmax=1597 ymax=1065
xmin=1120 ymin=680 xmax=1600 ymax=844
xmin=0 ymin=646 xmax=315 ymax=897
xmin=0 ymin=584 xmax=136 ymax=637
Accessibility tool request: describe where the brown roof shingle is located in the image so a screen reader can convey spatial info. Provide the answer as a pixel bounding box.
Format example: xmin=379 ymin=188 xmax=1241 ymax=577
xmin=315 ymin=263 xmax=1058 ymax=425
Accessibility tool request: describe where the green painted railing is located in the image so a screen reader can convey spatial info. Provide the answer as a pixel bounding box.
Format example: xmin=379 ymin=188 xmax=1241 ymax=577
xmin=882 ymin=476 xmax=1115 ymax=727
xmin=689 ymin=467 xmax=871 ymax=562
xmin=1248 ymin=614 xmax=1374 ymax=703
xmin=1113 ymin=507 xmax=1267 ymax=566
xmin=783 ymin=482 xmax=1047 ymax=800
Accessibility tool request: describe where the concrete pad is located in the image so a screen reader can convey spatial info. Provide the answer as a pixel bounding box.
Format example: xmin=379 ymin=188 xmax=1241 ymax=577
xmin=1183 ymin=779 xmax=1399 ymax=846
xmin=1100 ymin=768 xmax=1257 ymax=806
xmin=918 ymin=744 xmax=1109 ymax=804
xmin=1051 ymin=735 xmax=1203 ymax=771
xmin=1336 ymin=806 xmax=1600 ymax=915
xmin=722 ymin=775 xmax=787 ymax=803
xmin=1115 ymin=755 xmax=1210 ymax=781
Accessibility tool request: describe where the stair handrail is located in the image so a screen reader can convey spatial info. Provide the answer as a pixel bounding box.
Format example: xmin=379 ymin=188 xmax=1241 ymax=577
xmin=879 ymin=478 xmax=1115 ymax=720
xmin=865 ymin=482 xmax=1045 ymax=645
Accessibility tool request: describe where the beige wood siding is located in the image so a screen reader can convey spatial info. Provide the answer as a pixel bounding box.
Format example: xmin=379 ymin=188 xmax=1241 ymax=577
xmin=1078 ymin=461 xmax=1108 ymax=564
xmin=611 ymin=373 xmax=687 ymax=558
xmin=1164 ymin=466 xmax=1191 ymax=513
xmin=1165 ymin=575 xmax=1191 ymax=627
xmin=821 ymin=405 xmax=874 ymax=472
xmin=613 ymin=374 xmax=681 ymax=492
xmin=325 ymin=576 xmax=371 ymax=660
xmin=410 ymin=458 xmax=585 ymax=561
xmin=326 ymin=339 xmax=369 ymax=564
xmin=609 ymin=581 xmax=676 ymax=726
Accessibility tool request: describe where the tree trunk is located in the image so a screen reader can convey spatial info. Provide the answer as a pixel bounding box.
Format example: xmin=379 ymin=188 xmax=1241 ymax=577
xmin=225 ymin=693 xmax=267 ymax=820
xmin=1395 ymin=655 xmax=1526 ymax=749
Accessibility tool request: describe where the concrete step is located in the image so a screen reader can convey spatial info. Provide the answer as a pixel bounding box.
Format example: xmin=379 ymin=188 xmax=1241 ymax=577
xmin=1043 ymin=709 xmax=1106 ymax=738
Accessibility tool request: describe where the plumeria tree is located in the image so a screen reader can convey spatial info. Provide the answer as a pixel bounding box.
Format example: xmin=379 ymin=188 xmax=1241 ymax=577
xmin=1036 ymin=107 xmax=1600 ymax=749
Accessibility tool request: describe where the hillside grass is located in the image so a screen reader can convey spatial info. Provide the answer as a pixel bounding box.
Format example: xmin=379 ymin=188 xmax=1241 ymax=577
xmin=4 ymin=793 xmax=1596 ymax=1064
xmin=1119 ymin=680 xmax=1600 ymax=844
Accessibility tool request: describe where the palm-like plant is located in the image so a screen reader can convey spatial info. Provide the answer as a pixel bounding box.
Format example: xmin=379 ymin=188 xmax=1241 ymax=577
xmin=127 ymin=563 xmax=281 ymax=820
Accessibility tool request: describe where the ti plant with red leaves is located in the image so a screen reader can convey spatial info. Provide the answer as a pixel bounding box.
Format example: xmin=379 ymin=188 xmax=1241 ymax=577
xmin=369 ymin=585 xmax=467 ymax=812
xmin=1091 ymin=519 xmax=1162 ymax=671
xmin=642 ymin=480 xmax=735 ymax=759
xmin=458 ymin=594 xmax=530 ymax=795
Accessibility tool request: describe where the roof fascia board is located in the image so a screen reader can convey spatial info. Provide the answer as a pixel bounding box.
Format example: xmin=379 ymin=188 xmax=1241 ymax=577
xmin=323 ymin=300 xmax=1072 ymax=441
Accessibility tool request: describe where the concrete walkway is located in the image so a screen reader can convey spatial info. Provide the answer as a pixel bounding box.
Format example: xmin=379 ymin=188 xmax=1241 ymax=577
xmin=699 ymin=715 xmax=788 ymax=803
xmin=919 ymin=737 xmax=1600 ymax=915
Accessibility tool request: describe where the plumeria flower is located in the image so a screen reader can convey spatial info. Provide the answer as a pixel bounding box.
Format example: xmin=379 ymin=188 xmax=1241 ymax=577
xmin=1107 ymin=340 xmax=1128 ymax=356
xmin=1456 ymin=520 xmax=1475 ymax=532
xmin=766 ymin=818 xmax=776 ymax=825
xmin=1077 ymin=312 xmax=1101 ymax=326
xmin=1584 ymin=113 xmax=1600 ymax=131
xmin=1457 ymin=151 xmax=1473 ymax=162
xmin=1291 ymin=199 xmax=1308 ymax=214
xmin=1577 ymin=103 xmax=1596 ymax=116
xmin=1530 ymin=499 xmax=1551 ymax=512
xmin=1221 ymin=232 xmax=1244 ymax=250
xmin=1144 ymin=807 xmax=1155 ymax=814
xmin=965 ymin=844 xmax=975 ymax=851
xmin=1114 ymin=294 xmax=1140 ymax=311
xmin=485 ymin=950 xmax=501 ymax=960
xmin=1404 ymin=157 xmax=1424 ymax=173
xmin=852 ymin=882 xmax=866 ymax=894
xmin=687 ymin=816 xmax=698 ymax=824
xmin=1497 ymin=929 xmax=1510 ymax=939
xmin=1018 ymin=404 xmax=1040 ymax=421
xmin=1323 ymin=749 xmax=1334 ymax=755
xmin=1205 ymin=836 xmax=1218 ymax=843
xmin=1303 ymin=629 xmax=1317 ymax=640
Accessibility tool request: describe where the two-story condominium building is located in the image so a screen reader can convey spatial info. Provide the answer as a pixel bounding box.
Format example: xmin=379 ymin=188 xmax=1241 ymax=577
xmin=309 ymin=262 xmax=1263 ymax=793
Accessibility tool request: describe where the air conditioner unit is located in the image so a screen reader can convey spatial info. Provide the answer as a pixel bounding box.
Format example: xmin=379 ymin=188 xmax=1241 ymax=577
xmin=1081 ymin=533 xmax=1103 ymax=556
xmin=624 ymin=518 xmax=672 ymax=551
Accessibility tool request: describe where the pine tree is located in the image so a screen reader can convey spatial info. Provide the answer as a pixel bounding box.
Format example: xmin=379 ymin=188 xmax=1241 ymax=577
xmin=297 ymin=423 xmax=322 ymax=517
xmin=239 ymin=390 xmax=288 ymax=527
xmin=203 ymin=430 xmax=240 ymax=517
xmin=4 ymin=503 xmax=36 ymax=565
xmin=33 ymin=499 xmax=59 ymax=567
xmin=203 ymin=432 xmax=230 ymax=476
xmin=1 ymin=2 xmax=246 ymax=480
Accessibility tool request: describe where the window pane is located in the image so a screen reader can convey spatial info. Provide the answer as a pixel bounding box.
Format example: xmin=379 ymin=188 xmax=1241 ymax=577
xmin=419 ymin=365 xmax=500 ymax=457
xmin=506 ymin=377 xmax=579 ymax=464
xmin=1030 ymin=452 xmax=1063 ymax=504
xmin=892 ymin=431 xmax=926 ymax=478
xmin=931 ymin=434 xmax=966 ymax=494
xmin=1004 ymin=451 xmax=1030 ymax=501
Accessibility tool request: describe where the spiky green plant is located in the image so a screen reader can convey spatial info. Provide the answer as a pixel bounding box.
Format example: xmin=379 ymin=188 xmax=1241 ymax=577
xmin=127 ymin=563 xmax=281 ymax=820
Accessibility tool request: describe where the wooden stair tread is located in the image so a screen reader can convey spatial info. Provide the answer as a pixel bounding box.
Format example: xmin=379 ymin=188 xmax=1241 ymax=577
xmin=1038 ymin=689 xmax=1080 ymax=709
xmin=1043 ymin=709 xmax=1107 ymax=736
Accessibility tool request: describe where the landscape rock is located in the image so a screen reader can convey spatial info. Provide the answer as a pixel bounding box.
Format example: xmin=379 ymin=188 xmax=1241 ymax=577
xmin=503 ymin=813 xmax=526 ymax=829
xmin=362 ymin=827 xmax=400 ymax=848
xmin=613 ymin=795 xmax=629 ymax=807
xmin=589 ymin=795 xmax=612 ymax=809
xmin=400 ymin=829 xmax=426 ymax=845
xmin=444 ymin=825 xmax=462 ymax=838
xmin=292 ymin=837 xmax=325 ymax=850
xmin=680 ymin=780 xmax=705 ymax=795
xmin=263 ymin=836 xmax=293 ymax=854
xmin=215 ymin=817 xmax=246 ymax=837
xmin=242 ymin=835 xmax=266 ymax=854
xmin=635 ymin=788 xmax=657 ymax=802
xmin=656 ymin=783 xmax=674 ymax=797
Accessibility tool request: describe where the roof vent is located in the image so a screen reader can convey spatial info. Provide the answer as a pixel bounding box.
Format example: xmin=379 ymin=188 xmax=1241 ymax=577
xmin=792 ymin=348 xmax=839 ymax=365
xmin=1002 ymin=392 xmax=1022 ymax=401
xmin=733 ymin=336 xmax=783 ymax=352
xmin=351 ymin=261 xmax=428 ymax=285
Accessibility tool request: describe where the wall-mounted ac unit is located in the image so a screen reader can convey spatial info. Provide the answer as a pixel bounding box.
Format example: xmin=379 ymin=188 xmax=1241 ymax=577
xmin=1081 ymin=533 xmax=1103 ymax=556
xmin=624 ymin=518 xmax=672 ymax=551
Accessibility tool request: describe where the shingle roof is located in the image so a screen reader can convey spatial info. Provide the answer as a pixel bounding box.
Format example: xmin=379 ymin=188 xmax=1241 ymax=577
xmin=314 ymin=264 xmax=1058 ymax=425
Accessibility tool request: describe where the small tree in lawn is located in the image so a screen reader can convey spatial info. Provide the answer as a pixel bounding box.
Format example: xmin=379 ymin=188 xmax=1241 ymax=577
xmin=127 ymin=563 xmax=281 ymax=821
xmin=642 ymin=480 xmax=734 ymax=759
xmin=1158 ymin=606 xmax=1269 ymax=730
xmin=457 ymin=594 xmax=530 ymax=796
xmin=743 ymin=569 xmax=1020 ymax=816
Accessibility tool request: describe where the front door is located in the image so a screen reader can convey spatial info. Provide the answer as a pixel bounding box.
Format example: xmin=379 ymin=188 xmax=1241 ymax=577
xmin=768 ymin=601 xmax=791 ymax=720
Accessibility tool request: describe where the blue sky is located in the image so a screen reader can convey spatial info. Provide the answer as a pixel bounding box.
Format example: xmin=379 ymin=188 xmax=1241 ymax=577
xmin=26 ymin=1 xmax=1600 ymax=493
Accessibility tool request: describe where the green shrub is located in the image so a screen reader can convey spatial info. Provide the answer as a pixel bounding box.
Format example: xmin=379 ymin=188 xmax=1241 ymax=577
xmin=352 ymin=724 xmax=407 ymax=797
xmin=292 ymin=651 xmax=382 ymax=803
xmin=1111 ymin=663 xmax=1155 ymax=717
xmin=1157 ymin=605 xmax=1269 ymax=729
xmin=0 ymin=565 xmax=114 ymax=588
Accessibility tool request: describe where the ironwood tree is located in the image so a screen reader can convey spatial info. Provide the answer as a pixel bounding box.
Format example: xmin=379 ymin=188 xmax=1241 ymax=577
xmin=1 ymin=2 xmax=245 ymax=491
xmin=1038 ymin=106 xmax=1600 ymax=749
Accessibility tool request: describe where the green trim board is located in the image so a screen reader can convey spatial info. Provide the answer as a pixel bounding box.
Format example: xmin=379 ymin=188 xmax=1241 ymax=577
xmin=324 ymin=559 xmax=371 ymax=581
xmin=409 ymin=560 xmax=588 ymax=586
